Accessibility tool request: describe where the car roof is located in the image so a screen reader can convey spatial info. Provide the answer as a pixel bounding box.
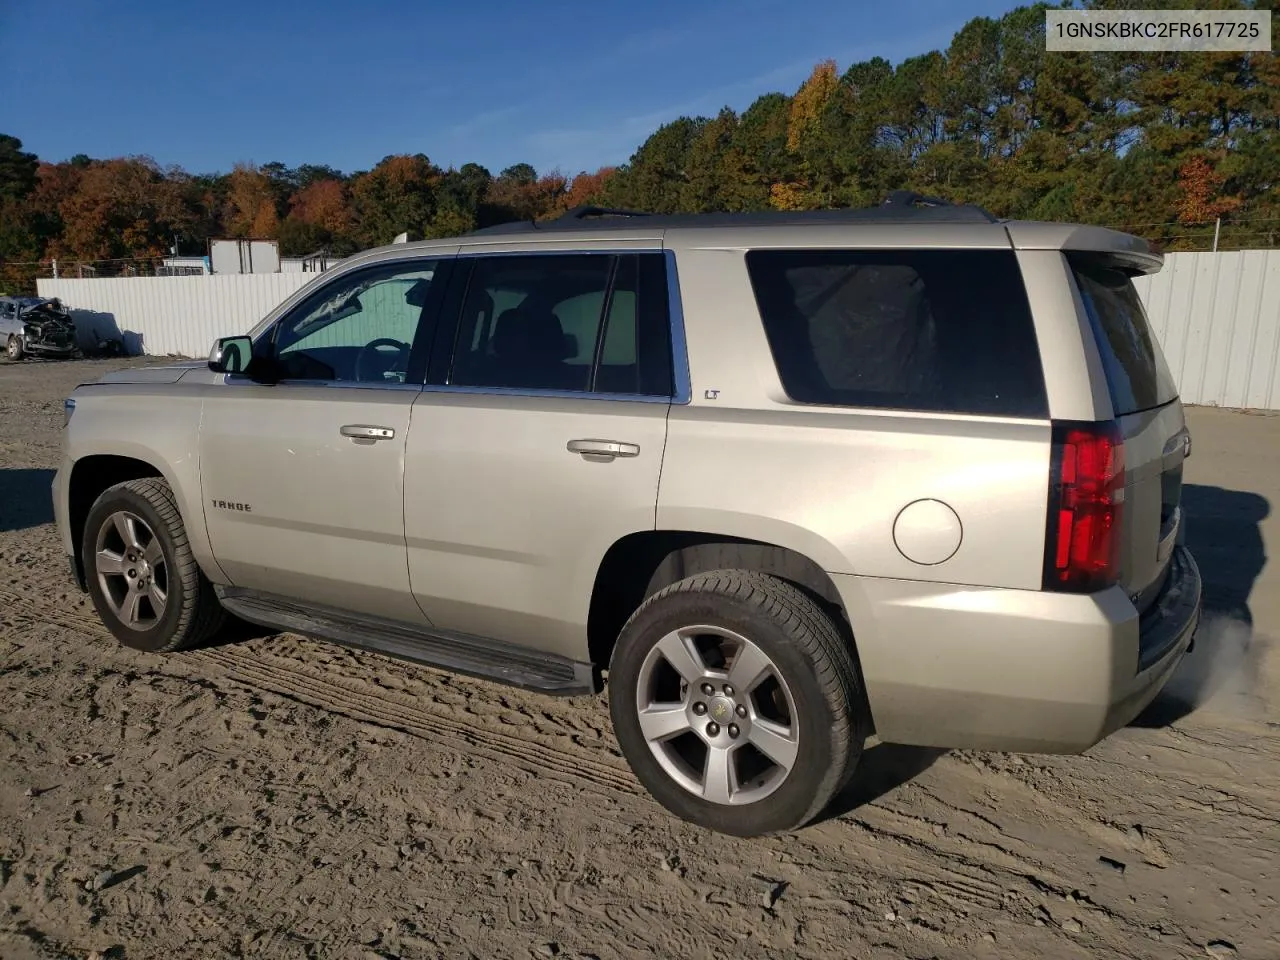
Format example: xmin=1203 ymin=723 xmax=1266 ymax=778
xmin=336 ymin=191 xmax=1161 ymax=275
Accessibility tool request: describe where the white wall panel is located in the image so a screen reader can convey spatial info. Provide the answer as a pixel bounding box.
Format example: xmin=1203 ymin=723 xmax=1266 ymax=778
xmin=37 ymin=273 xmax=316 ymax=359
xmin=1133 ymin=250 xmax=1280 ymax=410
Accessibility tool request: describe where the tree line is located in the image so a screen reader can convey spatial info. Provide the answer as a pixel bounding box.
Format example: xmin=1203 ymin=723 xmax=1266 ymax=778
xmin=2 ymin=0 xmax=1275 ymax=292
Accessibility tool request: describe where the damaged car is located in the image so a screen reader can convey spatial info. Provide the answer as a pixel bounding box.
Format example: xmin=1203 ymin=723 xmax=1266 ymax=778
xmin=0 ymin=296 xmax=82 ymax=361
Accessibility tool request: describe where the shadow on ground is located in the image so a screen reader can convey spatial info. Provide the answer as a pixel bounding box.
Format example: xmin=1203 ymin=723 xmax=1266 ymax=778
xmin=0 ymin=468 xmax=55 ymax=533
xmin=1132 ymin=483 xmax=1270 ymax=728
xmin=189 ymin=617 xmax=278 ymax=651
xmin=817 ymin=743 xmax=948 ymax=823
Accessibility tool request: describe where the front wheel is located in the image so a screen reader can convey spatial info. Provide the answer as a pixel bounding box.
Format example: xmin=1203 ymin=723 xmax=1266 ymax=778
xmin=608 ymin=570 xmax=869 ymax=836
xmin=6 ymin=336 xmax=23 ymax=361
xmin=82 ymin=477 xmax=226 ymax=652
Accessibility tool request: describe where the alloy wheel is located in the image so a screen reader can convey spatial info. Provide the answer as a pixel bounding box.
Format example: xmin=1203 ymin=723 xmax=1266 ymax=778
xmin=634 ymin=625 xmax=799 ymax=805
xmin=94 ymin=510 xmax=169 ymax=631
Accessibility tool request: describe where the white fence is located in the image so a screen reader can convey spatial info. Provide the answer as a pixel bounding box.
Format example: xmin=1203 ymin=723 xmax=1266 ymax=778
xmin=1133 ymin=249 xmax=1280 ymax=411
xmin=34 ymin=249 xmax=1280 ymax=410
xmin=37 ymin=273 xmax=316 ymax=359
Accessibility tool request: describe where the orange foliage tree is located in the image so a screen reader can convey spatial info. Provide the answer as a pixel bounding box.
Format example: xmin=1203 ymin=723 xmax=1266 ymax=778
xmin=1175 ymin=155 xmax=1240 ymax=225
xmin=53 ymin=157 xmax=190 ymax=261
xmin=561 ymin=167 xmax=616 ymax=210
xmin=289 ymin=179 xmax=351 ymax=235
xmin=225 ymin=163 xmax=279 ymax=238
xmin=770 ymin=59 xmax=839 ymax=210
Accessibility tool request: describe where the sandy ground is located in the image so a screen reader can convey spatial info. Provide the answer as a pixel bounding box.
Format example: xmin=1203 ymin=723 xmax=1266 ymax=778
xmin=1 ymin=356 xmax=1277 ymax=960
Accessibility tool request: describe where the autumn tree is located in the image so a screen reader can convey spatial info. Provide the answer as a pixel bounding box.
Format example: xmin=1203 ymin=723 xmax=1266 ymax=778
xmin=0 ymin=196 xmax=42 ymax=292
xmin=483 ymin=163 xmax=565 ymax=223
xmin=763 ymin=60 xmax=838 ymax=209
xmin=289 ymin=179 xmax=351 ymax=235
xmin=561 ymin=167 xmax=616 ymax=210
xmin=349 ymin=154 xmax=440 ymax=247
xmin=45 ymin=157 xmax=195 ymax=262
xmin=1176 ymin=155 xmax=1240 ymax=225
xmin=276 ymin=178 xmax=353 ymax=255
xmin=224 ymin=163 xmax=280 ymax=239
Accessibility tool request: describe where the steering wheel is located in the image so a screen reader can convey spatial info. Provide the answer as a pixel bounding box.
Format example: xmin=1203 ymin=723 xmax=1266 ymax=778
xmin=354 ymin=338 xmax=410 ymax=382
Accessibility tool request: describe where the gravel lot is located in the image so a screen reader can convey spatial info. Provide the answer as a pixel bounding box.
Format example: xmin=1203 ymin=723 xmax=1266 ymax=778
xmin=2 ymin=356 xmax=1278 ymax=960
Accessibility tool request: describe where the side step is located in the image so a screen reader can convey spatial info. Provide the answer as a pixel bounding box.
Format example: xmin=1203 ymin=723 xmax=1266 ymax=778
xmin=215 ymin=587 xmax=597 ymax=696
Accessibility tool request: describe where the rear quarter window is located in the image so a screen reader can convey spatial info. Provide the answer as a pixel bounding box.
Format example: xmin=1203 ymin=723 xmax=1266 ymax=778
xmin=744 ymin=248 xmax=1048 ymax=418
xmin=1067 ymin=252 xmax=1178 ymax=416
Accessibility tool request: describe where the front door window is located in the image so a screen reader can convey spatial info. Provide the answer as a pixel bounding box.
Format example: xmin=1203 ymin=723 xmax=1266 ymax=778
xmin=271 ymin=260 xmax=442 ymax=383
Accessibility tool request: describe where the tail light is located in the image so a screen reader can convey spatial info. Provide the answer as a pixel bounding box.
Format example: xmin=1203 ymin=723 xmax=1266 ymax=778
xmin=1043 ymin=420 xmax=1125 ymax=593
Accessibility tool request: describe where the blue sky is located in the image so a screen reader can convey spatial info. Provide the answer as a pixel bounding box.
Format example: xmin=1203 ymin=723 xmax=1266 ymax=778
xmin=1 ymin=0 xmax=1022 ymax=178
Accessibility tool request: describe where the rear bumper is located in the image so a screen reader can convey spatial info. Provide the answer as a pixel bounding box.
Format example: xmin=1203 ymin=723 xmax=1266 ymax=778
xmin=834 ymin=545 xmax=1201 ymax=754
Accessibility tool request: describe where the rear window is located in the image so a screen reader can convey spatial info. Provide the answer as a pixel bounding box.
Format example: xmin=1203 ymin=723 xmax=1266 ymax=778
xmin=1067 ymin=252 xmax=1178 ymax=416
xmin=744 ymin=249 xmax=1048 ymax=418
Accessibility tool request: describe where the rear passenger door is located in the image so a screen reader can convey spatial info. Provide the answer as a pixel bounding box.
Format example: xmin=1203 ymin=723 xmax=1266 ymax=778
xmin=403 ymin=248 xmax=679 ymax=660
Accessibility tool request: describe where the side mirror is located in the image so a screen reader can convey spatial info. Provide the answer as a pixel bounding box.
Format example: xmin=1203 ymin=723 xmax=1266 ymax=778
xmin=208 ymin=335 xmax=253 ymax=374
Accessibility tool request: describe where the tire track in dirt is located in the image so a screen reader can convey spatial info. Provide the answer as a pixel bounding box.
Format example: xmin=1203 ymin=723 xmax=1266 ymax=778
xmin=1 ymin=588 xmax=642 ymax=801
xmin=193 ymin=646 xmax=641 ymax=797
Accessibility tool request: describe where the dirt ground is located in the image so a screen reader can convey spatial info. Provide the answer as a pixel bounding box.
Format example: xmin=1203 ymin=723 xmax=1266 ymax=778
xmin=1 ymin=356 xmax=1277 ymax=960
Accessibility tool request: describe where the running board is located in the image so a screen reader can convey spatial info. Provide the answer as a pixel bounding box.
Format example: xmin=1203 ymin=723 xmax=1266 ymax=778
xmin=215 ymin=587 xmax=597 ymax=696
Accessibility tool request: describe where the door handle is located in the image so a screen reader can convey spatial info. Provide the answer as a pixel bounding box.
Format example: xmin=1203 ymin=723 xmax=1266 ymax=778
xmin=341 ymin=424 xmax=395 ymax=441
xmin=567 ymin=439 xmax=640 ymax=459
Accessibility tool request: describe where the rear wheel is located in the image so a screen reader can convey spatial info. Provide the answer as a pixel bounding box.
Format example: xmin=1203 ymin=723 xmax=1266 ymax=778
xmin=6 ymin=336 xmax=23 ymax=361
xmin=82 ymin=477 xmax=226 ymax=652
xmin=608 ymin=570 xmax=868 ymax=836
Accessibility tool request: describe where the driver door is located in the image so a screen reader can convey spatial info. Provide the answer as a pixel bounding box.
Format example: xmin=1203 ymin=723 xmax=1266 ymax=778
xmin=199 ymin=253 xmax=455 ymax=624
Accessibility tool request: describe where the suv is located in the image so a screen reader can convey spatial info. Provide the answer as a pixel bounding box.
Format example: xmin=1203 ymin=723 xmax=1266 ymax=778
xmin=52 ymin=196 xmax=1202 ymax=837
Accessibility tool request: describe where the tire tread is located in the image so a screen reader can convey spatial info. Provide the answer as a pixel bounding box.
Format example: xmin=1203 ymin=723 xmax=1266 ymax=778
xmin=95 ymin=477 xmax=225 ymax=652
xmin=614 ymin=568 xmax=869 ymax=833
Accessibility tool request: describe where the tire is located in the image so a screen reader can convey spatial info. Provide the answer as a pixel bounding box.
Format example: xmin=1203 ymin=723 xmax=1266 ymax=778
xmin=6 ymin=336 xmax=23 ymax=361
xmin=608 ymin=570 xmax=869 ymax=836
xmin=82 ymin=477 xmax=226 ymax=653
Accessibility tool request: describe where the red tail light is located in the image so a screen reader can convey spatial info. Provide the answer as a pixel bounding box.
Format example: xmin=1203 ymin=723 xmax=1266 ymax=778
xmin=1043 ymin=420 xmax=1125 ymax=592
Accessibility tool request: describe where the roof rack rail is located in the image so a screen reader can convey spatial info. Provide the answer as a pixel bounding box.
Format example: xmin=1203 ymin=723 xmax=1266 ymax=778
xmin=464 ymin=194 xmax=1000 ymax=236
xmin=555 ymin=205 xmax=652 ymax=221
xmin=464 ymin=205 xmax=653 ymax=237
xmin=880 ymin=190 xmax=999 ymax=221
xmin=882 ymin=190 xmax=955 ymax=208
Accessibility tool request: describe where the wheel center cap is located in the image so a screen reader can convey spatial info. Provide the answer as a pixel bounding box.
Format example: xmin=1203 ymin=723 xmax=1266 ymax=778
xmin=708 ymin=696 xmax=735 ymax=723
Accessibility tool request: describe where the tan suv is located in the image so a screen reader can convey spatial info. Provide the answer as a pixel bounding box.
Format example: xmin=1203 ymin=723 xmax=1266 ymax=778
xmin=52 ymin=195 xmax=1202 ymax=836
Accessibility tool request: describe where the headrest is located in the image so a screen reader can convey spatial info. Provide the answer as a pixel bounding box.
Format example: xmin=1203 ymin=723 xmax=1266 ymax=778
xmin=493 ymin=304 xmax=571 ymax=361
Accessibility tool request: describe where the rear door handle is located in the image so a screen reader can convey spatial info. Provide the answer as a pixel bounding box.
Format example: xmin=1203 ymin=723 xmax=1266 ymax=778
xmin=341 ymin=424 xmax=395 ymax=441
xmin=567 ymin=439 xmax=640 ymax=459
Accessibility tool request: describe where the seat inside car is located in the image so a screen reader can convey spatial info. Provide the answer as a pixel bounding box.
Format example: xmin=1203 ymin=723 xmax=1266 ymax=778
xmin=489 ymin=301 xmax=583 ymax=390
